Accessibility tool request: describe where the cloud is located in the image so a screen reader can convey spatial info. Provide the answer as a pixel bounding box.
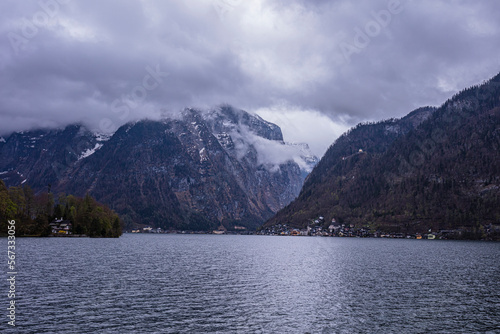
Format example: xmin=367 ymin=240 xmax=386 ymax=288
xmin=1 ymin=0 xmax=500 ymax=152
xmin=255 ymin=105 xmax=349 ymax=156
xmin=228 ymin=122 xmax=315 ymax=171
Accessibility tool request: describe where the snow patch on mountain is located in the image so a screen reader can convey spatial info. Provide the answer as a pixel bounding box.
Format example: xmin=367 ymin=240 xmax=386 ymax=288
xmin=78 ymin=143 xmax=103 ymax=160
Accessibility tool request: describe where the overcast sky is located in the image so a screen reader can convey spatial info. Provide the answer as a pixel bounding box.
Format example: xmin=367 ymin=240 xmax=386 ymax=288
xmin=1 ymin=0 xmax=500 ymax=156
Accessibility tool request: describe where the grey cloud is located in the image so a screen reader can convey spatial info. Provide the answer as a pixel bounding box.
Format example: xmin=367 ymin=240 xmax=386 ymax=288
xmin=1 ymin=0 xmax=499 ymax=150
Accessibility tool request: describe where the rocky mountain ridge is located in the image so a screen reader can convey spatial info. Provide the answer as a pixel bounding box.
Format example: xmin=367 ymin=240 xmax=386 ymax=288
xmin=0 ymin=106 xmax=317 ymax=230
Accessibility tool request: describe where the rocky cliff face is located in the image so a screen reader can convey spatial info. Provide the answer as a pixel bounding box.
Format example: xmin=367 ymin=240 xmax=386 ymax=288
xmin=0 ymin=106 xmax=317 ymax=230
xmin=0 ymin=125 xmax=103 ymax=190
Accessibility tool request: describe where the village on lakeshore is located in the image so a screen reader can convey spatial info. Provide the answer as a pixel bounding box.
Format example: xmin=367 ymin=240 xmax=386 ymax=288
xmin=124 ymin=217 xmax=500 ymax=240
xmin=256 ymin=217 xmax=491 ymax=240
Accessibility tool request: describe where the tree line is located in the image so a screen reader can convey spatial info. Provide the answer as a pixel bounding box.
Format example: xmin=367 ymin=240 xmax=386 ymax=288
xmin=0 ymin=180 xmax=122 ymax=237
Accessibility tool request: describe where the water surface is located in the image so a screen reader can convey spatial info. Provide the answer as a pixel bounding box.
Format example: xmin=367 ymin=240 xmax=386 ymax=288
xmin=1 ymin=234 xmax=499 ymax=333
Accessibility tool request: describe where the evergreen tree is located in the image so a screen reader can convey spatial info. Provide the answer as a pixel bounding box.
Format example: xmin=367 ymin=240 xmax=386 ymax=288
xmin=0 ymin=181 xmax=122 ymax=237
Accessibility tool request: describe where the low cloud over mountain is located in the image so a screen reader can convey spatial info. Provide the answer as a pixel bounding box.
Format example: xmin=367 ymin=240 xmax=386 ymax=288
xmin=1 ymin=0 xmax=500 ymax=157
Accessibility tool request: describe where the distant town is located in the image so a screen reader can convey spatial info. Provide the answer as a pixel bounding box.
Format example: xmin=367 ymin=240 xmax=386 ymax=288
xmin=126 ymin=217 xmax=500 ymax=240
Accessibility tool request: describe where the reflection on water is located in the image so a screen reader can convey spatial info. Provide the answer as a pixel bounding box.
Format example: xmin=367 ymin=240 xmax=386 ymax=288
xmin=2 ymin=235 xmax=499 ymax=333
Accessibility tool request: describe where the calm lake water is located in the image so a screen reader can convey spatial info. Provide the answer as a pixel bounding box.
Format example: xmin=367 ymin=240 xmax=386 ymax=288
xmin=1 ymin=234 xmax=499 ymax=333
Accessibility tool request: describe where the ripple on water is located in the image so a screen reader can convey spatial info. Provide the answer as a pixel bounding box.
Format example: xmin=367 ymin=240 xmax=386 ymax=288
xmin=1 ymin=235 xmax=499 ymax=333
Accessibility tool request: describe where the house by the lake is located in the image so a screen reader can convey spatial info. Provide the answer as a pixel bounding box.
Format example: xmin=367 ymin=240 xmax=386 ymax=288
xmin=50 ymin=218 xmax=72 ymax=235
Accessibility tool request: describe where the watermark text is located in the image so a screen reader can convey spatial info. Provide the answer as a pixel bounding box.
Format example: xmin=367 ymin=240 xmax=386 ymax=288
xmin=6 ymin=220 xmax=16 ymax=327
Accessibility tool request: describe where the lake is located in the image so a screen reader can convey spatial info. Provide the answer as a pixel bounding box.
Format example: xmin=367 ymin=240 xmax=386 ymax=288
xmin=1 ymin=234 xmax=499 ymax=333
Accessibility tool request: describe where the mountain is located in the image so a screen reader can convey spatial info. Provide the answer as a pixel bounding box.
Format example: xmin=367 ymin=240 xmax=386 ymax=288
xmin=266 ymin=72 xmax=500 ymax=238
xmin=0 ymin=106 xmax=317 ymax=230
xmin=0 ymin=125 xmax=104 ymax=189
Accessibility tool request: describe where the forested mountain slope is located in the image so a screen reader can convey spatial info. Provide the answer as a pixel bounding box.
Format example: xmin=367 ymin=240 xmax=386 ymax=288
xmin=266 ymin=72 xmax=500 ymax=237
